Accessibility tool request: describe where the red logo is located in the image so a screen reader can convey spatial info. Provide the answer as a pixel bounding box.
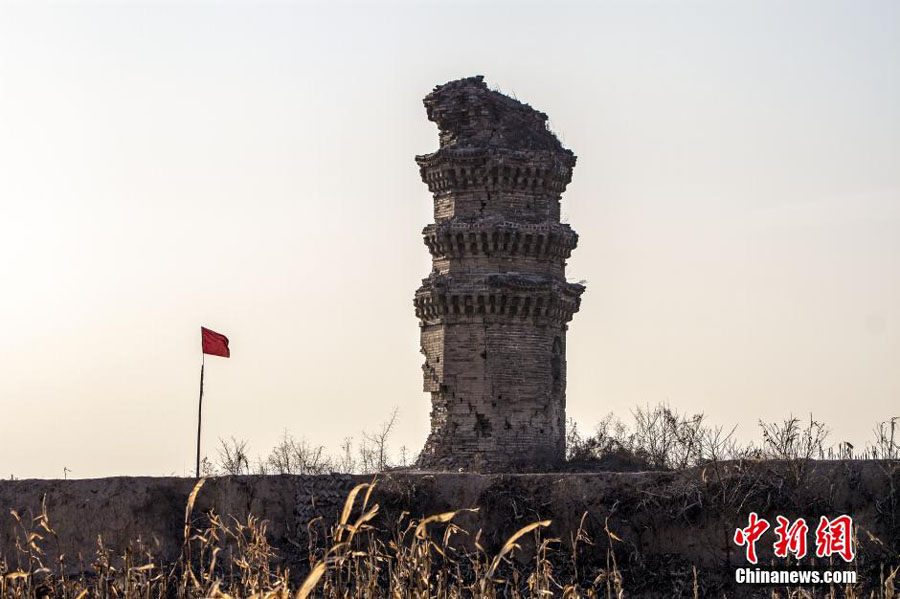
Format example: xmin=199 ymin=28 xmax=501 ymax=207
xmin=733 ymin=514 xmax=854 ymax=563
xmin=734 ymin=512 xmax=770 ymax=564
xmin=814 ymin=515 xmax=855 ymax=562
xmin=773 ymin=516 xmax=809 ymax=559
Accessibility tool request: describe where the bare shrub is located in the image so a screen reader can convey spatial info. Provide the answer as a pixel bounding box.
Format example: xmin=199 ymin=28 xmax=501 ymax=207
xmin=567 ymin=404 xmax=728 ymax=471
xmin=266 ymin=430 xmax=333 ymax=475
xmin=210 ymin=409 xmax=403 ymax=476
xmin=566 ymin=414 xmax=649 ymax=469
xmin=334 ymin=437 xmax=357 ymax=473
xmin=358 ymin=407 xmax=399 ymax=474
xmin=569 ymin=404 xmax=900 ymax=476
xmin=217 ymin=437 xmax=251 ymax=475
xmin=869 ymin=417 xmax=900 ymax=460
xmin=631 ymin=403 xmax=707 ymax=470
xmin=758 ymin=414 xmax=829 ymax=461
xmin=199 ymin=456 xmax=217 ymax=477
xmin=697 ymin=421 xmax=746 ymax=464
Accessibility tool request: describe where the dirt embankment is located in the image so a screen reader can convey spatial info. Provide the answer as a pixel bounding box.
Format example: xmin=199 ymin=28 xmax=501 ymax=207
xmin=1 ymin=461 xmax=898 ymax=597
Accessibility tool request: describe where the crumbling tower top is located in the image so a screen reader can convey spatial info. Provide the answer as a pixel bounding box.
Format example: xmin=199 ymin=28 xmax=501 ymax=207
xmin=415 ymin=76 xmax=579 ymax=226
xmin=421 ymin=75 xmax=575 ymax=159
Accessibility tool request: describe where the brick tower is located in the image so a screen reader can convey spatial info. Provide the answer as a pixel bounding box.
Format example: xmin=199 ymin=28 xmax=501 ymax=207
xmin=413 ymin=76 xmax=585 ymax=471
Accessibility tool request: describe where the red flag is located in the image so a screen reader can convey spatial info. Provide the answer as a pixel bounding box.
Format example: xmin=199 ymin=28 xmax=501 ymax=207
xmin=201 ymin=327 xmax=230 ymax=358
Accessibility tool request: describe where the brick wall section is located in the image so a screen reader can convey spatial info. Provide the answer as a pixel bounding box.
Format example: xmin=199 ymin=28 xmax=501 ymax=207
xmin=413 ymin=76 xmax=585 ymax=471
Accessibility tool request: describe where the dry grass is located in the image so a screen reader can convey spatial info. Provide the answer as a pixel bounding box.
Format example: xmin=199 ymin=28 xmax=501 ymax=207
xmin=1 ymin=479 xmax=897 ymax=599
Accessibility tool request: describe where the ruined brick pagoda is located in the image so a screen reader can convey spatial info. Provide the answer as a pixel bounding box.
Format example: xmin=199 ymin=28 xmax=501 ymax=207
xmin=414 ymin=76 xmax=585 ymax=471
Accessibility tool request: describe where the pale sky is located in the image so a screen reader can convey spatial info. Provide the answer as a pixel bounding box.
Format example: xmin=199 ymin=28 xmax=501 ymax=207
xmin=1 ymin=0 xmax=898 ymax=479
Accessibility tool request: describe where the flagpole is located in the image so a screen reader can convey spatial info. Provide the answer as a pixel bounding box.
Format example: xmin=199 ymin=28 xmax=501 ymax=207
xmin=196 ymin=352 xmax=205 ymax=478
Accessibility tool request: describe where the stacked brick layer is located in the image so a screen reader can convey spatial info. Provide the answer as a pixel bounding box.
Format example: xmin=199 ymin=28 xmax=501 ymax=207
xmin=414 ymin=76 xmax=584 ymax=471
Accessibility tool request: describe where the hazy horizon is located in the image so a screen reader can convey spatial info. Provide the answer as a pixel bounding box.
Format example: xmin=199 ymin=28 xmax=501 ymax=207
xmin=1 ymin=0 xmax=898 ymax=479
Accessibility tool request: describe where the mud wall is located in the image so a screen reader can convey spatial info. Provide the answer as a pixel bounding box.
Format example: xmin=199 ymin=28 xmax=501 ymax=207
xmin=1 ymin=461 xmax=898 ymax=597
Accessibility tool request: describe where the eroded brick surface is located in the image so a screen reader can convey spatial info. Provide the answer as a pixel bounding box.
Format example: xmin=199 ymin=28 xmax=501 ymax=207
xmin=413 ymin=76 xmax=585 ymax=471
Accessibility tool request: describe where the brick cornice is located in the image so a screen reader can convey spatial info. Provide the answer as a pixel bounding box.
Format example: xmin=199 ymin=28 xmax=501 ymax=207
xmin=415 ymin=147 xmax=575 ymax=195
xmin=414 ymin=274 xmax=584 ymax=327
xmin=423 ymin=219 xmax=578 ymax=261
